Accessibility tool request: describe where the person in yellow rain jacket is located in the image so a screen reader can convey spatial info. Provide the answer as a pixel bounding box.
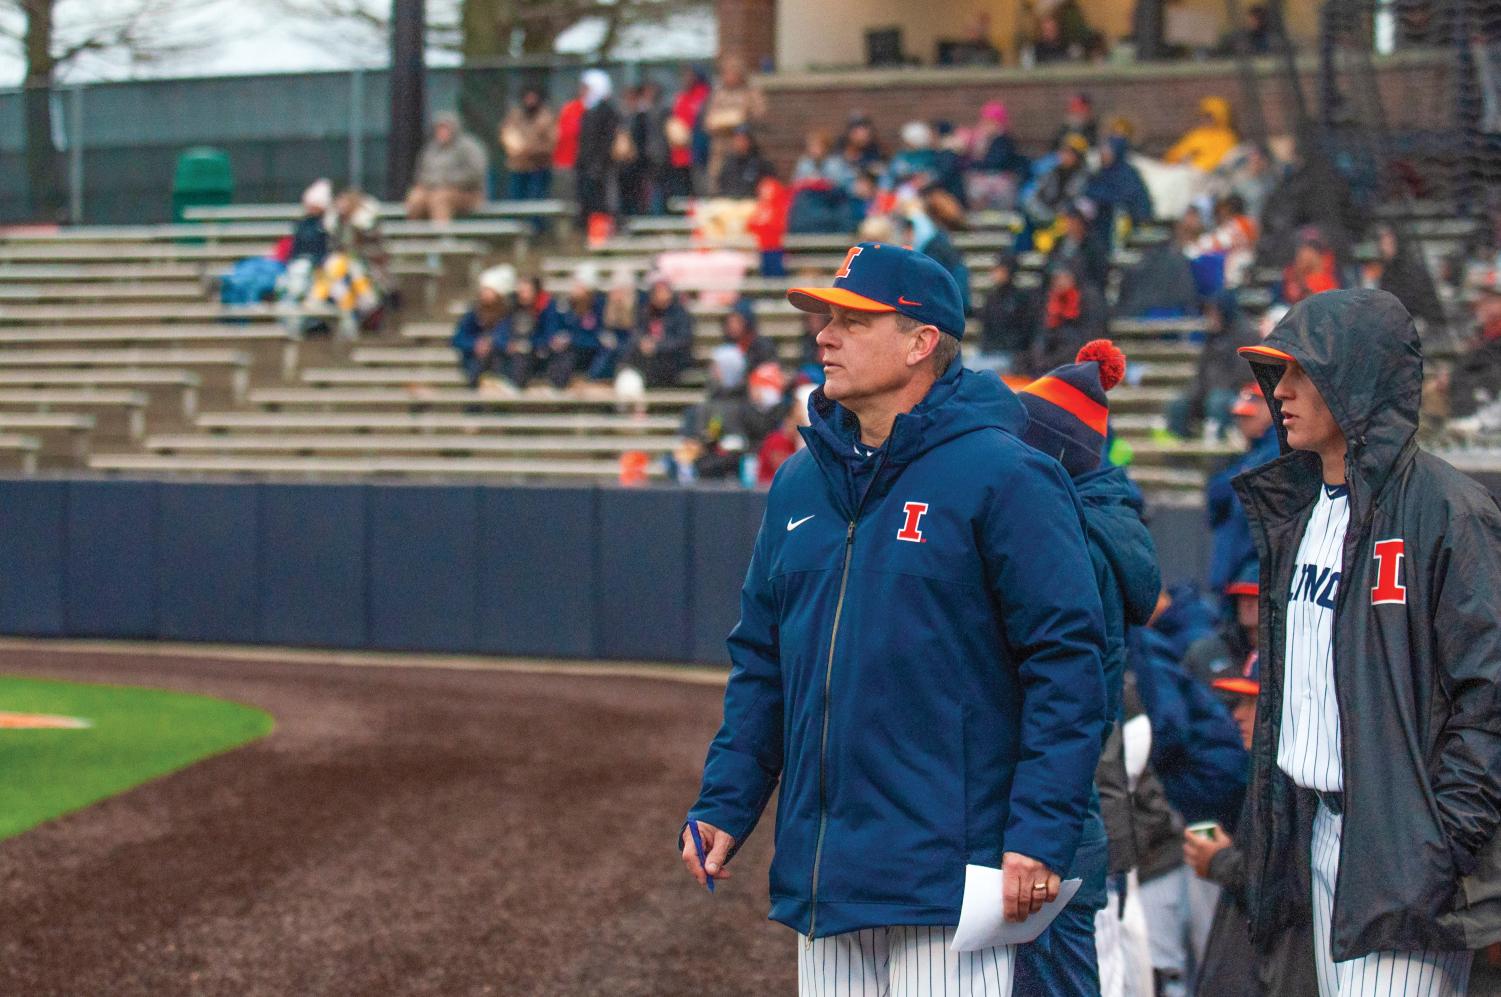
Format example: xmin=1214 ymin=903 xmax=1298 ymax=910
xmin=1164 ymin=97 xmax=1239 ymax=173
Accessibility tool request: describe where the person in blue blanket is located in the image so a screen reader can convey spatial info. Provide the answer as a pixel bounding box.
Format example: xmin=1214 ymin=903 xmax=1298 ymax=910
xmin=681 ymin=242 xmax=1108 ymax=996
xmin=1012 ymin=339 xmax=1163 ymax=996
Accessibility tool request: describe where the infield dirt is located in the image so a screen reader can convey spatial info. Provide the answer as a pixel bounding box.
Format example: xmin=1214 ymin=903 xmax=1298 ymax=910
xmin=0 ymin=645 xmax=792 ymax=996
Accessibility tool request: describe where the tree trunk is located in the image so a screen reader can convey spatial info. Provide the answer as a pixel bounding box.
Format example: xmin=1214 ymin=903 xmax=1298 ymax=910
xmin=22 ymin=0 xmax=63 ymax=221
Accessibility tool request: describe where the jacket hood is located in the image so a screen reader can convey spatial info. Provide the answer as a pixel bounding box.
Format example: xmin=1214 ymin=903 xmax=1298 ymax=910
xmin=1200 ymin=96 xmax=1232 ymax=129
xmin=801 ymin=361 xmax=1028 ymax=510
xmin=1075 ymin=464 xmax=1162 ymax=626
xmin=1244 ymin=288 xmax=1421 ymax=502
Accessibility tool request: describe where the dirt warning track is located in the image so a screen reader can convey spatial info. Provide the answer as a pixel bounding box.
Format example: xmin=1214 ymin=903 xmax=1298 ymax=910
xmin=0 ymin=644 xmax=792 ymax=996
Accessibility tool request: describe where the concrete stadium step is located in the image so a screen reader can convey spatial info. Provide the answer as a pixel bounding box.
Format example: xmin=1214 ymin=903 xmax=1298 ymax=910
xmin=0 ymin=282 xmax=206 ymax=302
xmin=247 ymin=386 xmax=702 ymax=411
xmin=0 ymin=412 xmax=95 ymax=463
xmin=0 ymin=369 xmax=201 ymax=419
xmin=0 ymin=302 xmax=291 ymax=325
xmin=1124 ymin=439 xmax=1240 ymax=469
xmin=0 ymin=348 xmax=252 ymax=399
xmin=1124 ymin=465 xmax=1209 ymax=493
xmin=144 ymin=433 xmax=677 ymax=457
xmin=300 ymin=367 xmax=468 ymax=387
xmin=0 ymin=238 xmax=489 ymax=266
xmin=194 ymin=411 xmax=681 ymax=434
xmin=183 ymin=198 xmax=571 ymax=224
xmin=0 ymin=219 xmax=530 ymax=245
xmin=86 ymin=452 xmax=660 ymax=481
xmin=0 ymin=432 xmax=41 ymax=473
xmin=0 ymin=326 xmax=300 ymax=380
xmin=1100 ymin=387 xmax=1178 ymax=415
xmin=0 ymin=388 xmax=148 ymax=440
xmin=0 ymin=262 xmax=205 ymax=282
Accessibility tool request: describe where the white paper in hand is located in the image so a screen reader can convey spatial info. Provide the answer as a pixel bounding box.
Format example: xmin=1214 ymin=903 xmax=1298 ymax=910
xmin=949 ymin=865 xmax=1083 ymax=952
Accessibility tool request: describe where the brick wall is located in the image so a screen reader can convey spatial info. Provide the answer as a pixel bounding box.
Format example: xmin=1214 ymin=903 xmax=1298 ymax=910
xmin=718 ymin=0 xmax=777 ymax=72
xmin=752 ymin=52 xmax=1452 ymax=171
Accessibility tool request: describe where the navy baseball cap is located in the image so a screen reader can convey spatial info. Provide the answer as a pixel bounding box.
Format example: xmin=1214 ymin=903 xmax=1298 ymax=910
xmin=787 ymin=242 xmax=967 ymax=339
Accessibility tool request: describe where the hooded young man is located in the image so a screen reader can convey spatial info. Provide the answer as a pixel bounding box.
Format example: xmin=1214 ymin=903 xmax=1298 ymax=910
xmin=1234 ymin=288 xmax=1501 ymax=996
xmin=681 ymin=243 xmax=1109 ymax=996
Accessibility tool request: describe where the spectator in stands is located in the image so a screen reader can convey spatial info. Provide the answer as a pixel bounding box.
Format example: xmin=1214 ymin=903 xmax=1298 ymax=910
xmin=1167 ymin=290 xmax=1259 ymax=440
xmin=290 ymin=179 xmax=331 ymax=265
xmin=974 ymin=250 xmax=1040 ymax=377
xmin=1163 ymin=97 xmax=1239 ymax=174
xmin=944 ymin=11 xmax=1002 ymax=66
xmin=703 ymin=56 xmax=767 ymax=196
xmin=789 ymin=129 xmax=857 ymax=233
xmin=1218 ymin=3 xmax=1273 ymax=56
xmin=1116 ymin=214 xmax=1202 ymax=318
xmin=452 ymin=265 xmax=516 ymax=388
xmin=930 ymin=121 xmax=970 ymax=206
xmin=1183 ymin=563 xmax=1260 ymax=696
xmin=885 ymin=121 xmax=938 ymax=193
xmin=666 ymin=66 xmax=711 ymax=201
xmin=503 ymin=274 xmax=560 ymax=389
xmin=1280 ymin=230 xmax=1340 ymax=304
xmin=1225 ymin=144 xmax=1280 ymax=224
xmin=575 ymin=69 xmax=621 ymax=231
xmin=592 ymin=267 xmax=639 ymax=382
xmin=622 ymin=273 xmax=694 ymax=388
xmin=723 ymin=297 xmax=777 ymax=371
xmin=1204 ymin=382 xmax=1278 ymax=596
xmin=965 ymin=101 xmax=1030 ymax=211
xmin=747 ymin=175 xmax=791 ymax=278
xmin=840 ymin=113 xmax=884 ymax=169
xmin=541 ymin=266 xmax=608 ymax=390
xmin=553 ymin=81 xmax=586 ymax=200
xmin=312 ymin=189 xmax=388 ymax=337
xmin=716 ymin=126 xmax=773 ymax=200
xmin=905 ymin=188 xmax=971 ymax=314
xmin=672 ymin=343 xmax=751 ymax=483
xmin=405 ymin=112 xmax=488 ymax=223
xmin=1024 ymin=133 xmax=1090 ymax=246
xmin=500 ymin=87 xmax=556 ymax=202
xmin=630 ymin=82 xmax=671 ymax=215
xmin=1030 ymin=14 xmax=1073 ymax=65
xmin=1037 ymin=261 xmax=1107 ymax=370
xmin=1361 ymin=222 xmax=1445 ymax=327
xmin=1450 ymin=274 xmax=1501 ymax=420
xmin=1194 ymin=193 xmax=1260 ymax=288
xmin=795 ymin=307 xmax=826 ymax=384
xmin=1052 ymin=92 xmax=1099 ymax=149
xmin=757 ymin=383 xmax=813 ymax=484
xmin=1084 ymin=135 xmax=1154 ymax=246
xmin=1048 ymin=203 xmax=1112 ymax=292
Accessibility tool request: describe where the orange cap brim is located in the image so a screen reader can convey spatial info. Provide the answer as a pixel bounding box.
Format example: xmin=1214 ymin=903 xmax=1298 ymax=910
xmin=1225 ymin=582 xmax=1260 ymax=597
xmin=1212 ymin=677 xmax=1261 ymax=696
xmin=787 ymin=286 xmax=897 ymax=314
xmin=1238 ymin=344 xmax=1295 ymax=363
xmin=1229 ymin=401 xmax=1262 ymax=417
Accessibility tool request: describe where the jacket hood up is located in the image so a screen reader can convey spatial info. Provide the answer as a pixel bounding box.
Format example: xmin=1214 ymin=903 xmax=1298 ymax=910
xmin=1074 ymin=464 xmax=1162 ymax=627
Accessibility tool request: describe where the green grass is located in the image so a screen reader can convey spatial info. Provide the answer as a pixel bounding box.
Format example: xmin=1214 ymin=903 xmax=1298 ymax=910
xmin=0 ymin=675 xmax=274 ymax=841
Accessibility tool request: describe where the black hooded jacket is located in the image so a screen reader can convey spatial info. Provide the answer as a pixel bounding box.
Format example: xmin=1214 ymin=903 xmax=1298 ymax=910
xmin=1234 ymin=289 xmax=1501 ymax=959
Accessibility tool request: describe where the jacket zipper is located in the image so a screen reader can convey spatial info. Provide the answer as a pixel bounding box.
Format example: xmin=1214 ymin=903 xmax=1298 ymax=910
xmin=1326 ymin=442 xmax=1365 ymax=950
xmin=807 ymin=518 xmax=857 ymax=945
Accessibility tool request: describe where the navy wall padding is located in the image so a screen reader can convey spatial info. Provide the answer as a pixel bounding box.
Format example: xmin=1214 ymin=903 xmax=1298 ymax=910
xmin=1148 ymin=505 xmax=1208 ymax=589
xmin=256 ymin=483 xmax=368 ymax=648
xmin=156 ymin=483 xmax=260 ymax=643
xmin=596 ymin=487 xmax=693 ymax=661
xmin=65 ymin=480 xmax=158 ymax=638
xmin=0 ymin=480 xmax=68 ymax=635
xmin=366 ymin=485 xmax=479 ymax=652
xmin=478 ymin=486 xmax=598 ymax=658
xmin=690 ymin=489 xmax=767 ymax=664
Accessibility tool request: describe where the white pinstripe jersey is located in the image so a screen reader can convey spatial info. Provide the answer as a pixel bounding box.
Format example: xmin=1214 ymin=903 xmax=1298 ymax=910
xmin=1277 ymin=483 xmax=1350 ymax=793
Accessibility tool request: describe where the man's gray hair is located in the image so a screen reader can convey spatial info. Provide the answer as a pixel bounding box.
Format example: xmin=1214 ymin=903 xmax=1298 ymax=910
xmin=894 ymin=313 xmax=962 ymax=373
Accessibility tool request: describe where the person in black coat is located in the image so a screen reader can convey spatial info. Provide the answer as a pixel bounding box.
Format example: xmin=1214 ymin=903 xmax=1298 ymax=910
xmin=716 ymin=127 xmax=773 ymax=199
xmin=623 ymin=274 xmax=695 ymax=388
xmin=976 ymin=250 xmax=1039 ymax=376
xmin=575 ymin=69 xmax=622 ymax=224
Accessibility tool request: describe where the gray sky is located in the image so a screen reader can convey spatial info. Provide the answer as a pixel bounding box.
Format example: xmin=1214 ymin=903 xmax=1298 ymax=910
xmin=0 ymin=0 xmax=713 ymax=85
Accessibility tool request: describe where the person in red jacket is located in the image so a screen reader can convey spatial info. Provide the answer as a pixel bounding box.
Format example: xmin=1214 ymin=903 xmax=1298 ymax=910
xmin=552 ymin=81 xmax=585 ymax=201
xmin=746 ymin=175 xmax=790 ymax=277
xmin=666 ymin=65 xmax=710 ymax=201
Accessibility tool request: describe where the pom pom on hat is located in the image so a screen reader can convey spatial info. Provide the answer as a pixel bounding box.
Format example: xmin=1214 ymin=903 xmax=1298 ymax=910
xmin=1076 ymin=339 xmax=1126 ymax=391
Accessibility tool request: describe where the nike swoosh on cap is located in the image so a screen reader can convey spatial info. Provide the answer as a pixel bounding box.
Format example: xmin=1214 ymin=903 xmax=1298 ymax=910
xmin=787 ymin=515 xmax=815 ymax=532
xmin=897 ymin=295 xmax=922 ymax=306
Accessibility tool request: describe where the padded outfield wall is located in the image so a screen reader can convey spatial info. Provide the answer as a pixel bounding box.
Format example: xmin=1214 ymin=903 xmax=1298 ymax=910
xmin=0 ymin=476 xmax=1493 ymax=665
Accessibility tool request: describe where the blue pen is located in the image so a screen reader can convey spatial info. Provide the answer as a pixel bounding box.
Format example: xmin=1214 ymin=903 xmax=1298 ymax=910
xmin=687 ymin=821 xmax=715 ymax=893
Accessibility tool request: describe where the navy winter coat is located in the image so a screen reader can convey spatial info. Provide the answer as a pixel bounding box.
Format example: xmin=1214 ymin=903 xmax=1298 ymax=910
xmin=690 ymin=361 xmax=1108 ymax=939
xmin=1207 ymin=427 xmax=1280 ymax=594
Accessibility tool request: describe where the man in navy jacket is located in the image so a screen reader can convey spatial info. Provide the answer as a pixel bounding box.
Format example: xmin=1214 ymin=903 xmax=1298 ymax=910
xmin=680 ymin=242 xmax=1109 ymax=995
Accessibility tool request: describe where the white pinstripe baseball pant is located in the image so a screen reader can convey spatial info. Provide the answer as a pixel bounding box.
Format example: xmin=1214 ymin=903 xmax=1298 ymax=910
xmin=1311 ymin=801 xmax=1473 ymax=997
xmin=797 ymin=926 xmax=1015 ymax=997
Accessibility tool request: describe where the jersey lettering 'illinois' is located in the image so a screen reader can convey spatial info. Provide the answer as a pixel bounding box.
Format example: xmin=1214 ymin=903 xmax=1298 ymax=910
xmin=1289 ymin=564 xmax=1342 ymax=610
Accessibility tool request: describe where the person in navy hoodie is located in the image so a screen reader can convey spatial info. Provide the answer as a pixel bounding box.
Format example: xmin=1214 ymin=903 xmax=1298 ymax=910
xmin=1014 ymin=340 xmax=1163 ymax=996
xmin=681 ymin=242 xmax=1109 ymax=996
xmin=1206 ymin=381 xmax=1278 ymax=598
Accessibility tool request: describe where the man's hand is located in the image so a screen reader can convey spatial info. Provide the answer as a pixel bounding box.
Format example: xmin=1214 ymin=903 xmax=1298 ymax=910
xmin=1182 ymin=825 xmax=1232 ymax=879
xmin=680 ymin=820 xmax=736 ymax=888
xmin=1001 ymin=851 xmax=1060 ymax=922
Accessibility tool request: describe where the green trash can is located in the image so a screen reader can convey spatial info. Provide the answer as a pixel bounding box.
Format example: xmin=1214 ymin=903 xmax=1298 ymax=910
xmin=171 ymin=147 xmax=234 ymax=223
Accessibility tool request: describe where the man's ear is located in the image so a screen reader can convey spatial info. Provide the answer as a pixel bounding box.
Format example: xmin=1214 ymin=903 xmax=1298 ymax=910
xmin=907 ymin=324 xmax=940 ymax=367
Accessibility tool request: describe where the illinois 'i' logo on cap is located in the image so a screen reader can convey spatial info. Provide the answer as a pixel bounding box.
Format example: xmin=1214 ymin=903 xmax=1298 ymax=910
xmin=835 ymin=246 xmax=863 ymax=280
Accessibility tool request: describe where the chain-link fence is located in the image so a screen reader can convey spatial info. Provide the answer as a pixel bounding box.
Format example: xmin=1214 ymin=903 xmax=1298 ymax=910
xmin=0 ymin=57 xmax=695 ymax=226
